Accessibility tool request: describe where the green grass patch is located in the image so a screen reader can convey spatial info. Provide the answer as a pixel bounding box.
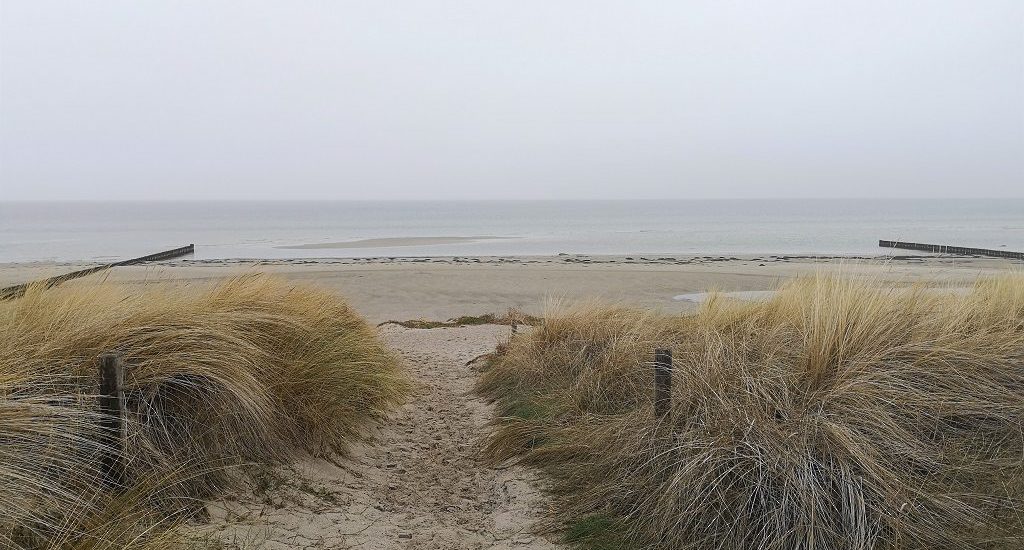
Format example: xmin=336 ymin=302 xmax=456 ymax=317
xmin=505 ymin=398 xmax=550 ymax=421
xmin=565 ymin=514 xmax=629 ymax=550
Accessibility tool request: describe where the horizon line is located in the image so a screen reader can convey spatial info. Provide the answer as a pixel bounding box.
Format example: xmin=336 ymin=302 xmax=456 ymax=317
xmin=3 ymin=196 xmax=1024 ymax=203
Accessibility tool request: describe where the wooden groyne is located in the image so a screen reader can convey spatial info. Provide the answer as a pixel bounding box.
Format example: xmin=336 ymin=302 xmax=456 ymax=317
xmin=0 ymin=244 xmax=194 ymax=300
xmin=114 ymin=244 xmax=195 ymax=265
xmin=879 ymin=240 xmax=1024 ymax=260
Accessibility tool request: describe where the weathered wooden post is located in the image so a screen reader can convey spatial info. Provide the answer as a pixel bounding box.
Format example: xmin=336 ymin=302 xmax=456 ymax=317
xmin=98 ymin=353 xmax=125 ymax=487
xmin=508 ymin=307 xmax=519 ymax=337
xmin=653 ymin=348 xmax=672 ymax=419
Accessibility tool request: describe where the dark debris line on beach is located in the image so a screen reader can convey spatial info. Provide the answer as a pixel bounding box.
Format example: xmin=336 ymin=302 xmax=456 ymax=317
xmin=148 ymin=253 xmax=969 ymax=269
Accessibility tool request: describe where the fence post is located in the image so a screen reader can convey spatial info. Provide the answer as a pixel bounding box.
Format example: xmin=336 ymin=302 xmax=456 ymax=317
xmin=653 ymin=348 xmax=672 ymax=419
xmin=98 ymin=353 xmax=125 ymax=487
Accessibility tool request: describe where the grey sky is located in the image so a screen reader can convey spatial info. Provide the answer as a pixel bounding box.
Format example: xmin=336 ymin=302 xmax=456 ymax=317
xmin=1 ymin=1 xmax=1021 ymax=200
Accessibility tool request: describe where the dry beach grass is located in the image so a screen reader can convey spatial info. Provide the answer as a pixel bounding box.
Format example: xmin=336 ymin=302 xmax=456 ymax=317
xmin=0 ymin=275 xmax=405 ymax=549
xmin=5 ymin=264 xmax=1024 ymax=549
xmin=479 ymin=274 xmax=1024 ymax=549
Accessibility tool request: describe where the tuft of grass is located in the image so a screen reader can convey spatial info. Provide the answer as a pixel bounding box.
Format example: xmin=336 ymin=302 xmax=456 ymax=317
xmin=0 ymin=274 xmax=405 ymax=549
xmin=479 ymin=274 xmax=1024 ymax=550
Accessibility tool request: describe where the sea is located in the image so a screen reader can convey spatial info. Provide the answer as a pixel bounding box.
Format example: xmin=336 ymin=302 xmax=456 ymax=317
xmin=1 ymin=199 xmax=1022 ymax=263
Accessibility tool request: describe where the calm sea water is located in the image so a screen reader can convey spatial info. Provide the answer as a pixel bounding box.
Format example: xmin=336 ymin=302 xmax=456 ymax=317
xmin=1 ymin=200 xmax=1022 ymax=263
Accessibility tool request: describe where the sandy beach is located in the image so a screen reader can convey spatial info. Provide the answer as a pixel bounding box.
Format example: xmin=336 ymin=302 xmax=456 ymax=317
xmin=1 ymin=254 xmax=1016 ymax=324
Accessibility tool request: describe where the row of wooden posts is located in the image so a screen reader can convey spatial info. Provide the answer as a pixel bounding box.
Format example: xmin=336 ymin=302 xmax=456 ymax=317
xmin=879 ymin=240 xmax=1024 ymax=260
xmin=653 ymin=349 xmax=673 ymax=419
xmin=0 ymin=244 xmax=195 ymax=301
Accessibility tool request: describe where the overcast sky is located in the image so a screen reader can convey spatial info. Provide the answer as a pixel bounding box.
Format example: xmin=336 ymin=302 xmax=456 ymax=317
xmin=1 ymin=1 xmax=1021 ymax=200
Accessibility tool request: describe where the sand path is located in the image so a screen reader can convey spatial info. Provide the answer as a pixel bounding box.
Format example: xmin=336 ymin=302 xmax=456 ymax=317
xmin=188 ymin=325 xmax=562 ymax=550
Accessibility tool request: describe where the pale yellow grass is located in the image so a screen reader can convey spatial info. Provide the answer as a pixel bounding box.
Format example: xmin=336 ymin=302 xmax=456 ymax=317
xmin=479 ymin=273 xmax=1024 ymax=550
xmin=0 ymin=274 xmax=405 ymax=549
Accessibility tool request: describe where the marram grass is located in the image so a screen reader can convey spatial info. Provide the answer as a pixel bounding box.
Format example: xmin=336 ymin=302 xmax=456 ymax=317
xmin=0 ymin=274 xmax=405 ymax=549
xmin=479 ymin=274 xmax=1024 ymax=550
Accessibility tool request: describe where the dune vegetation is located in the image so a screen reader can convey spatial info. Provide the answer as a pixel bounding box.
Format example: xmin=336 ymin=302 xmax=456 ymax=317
xmin=479 ymin=274 xmax=1024 ymax=550
xmin=0 ymin=274 xmax=405 ymax=549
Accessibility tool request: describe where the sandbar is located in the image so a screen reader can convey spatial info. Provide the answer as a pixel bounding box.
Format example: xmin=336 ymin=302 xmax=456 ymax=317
xmin=276 ymin=236 xmax=510 ymax=249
